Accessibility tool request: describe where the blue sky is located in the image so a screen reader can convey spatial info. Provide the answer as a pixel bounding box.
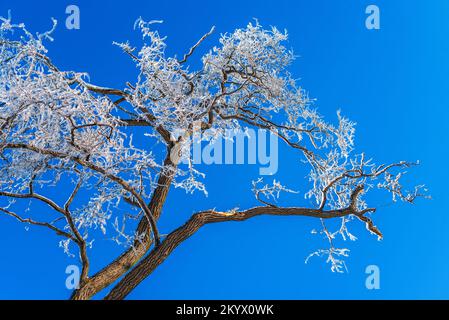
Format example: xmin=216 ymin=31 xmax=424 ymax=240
xmin=0 ymin=0 xmax=448 ymax=299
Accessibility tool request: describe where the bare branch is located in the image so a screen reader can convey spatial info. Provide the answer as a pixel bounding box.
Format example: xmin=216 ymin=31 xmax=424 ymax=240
xmin=0 ymin=207 xmax=76 ymax=241
xmin=104 ymin=202 xmax=374 ymax=300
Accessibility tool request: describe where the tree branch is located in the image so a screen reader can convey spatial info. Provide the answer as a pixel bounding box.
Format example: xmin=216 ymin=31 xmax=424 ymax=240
xmin=70 ymin=151 xmax=178 ymax=300
xmin=178 ymin=26 xmax=215 ymax=64
xmin=104 ymin=202 xmax=374 ymax=300
xmin=0 ymin=207 xmax=76 ymax=241
xmin=1 ymin=143 xmax=161 ymax=247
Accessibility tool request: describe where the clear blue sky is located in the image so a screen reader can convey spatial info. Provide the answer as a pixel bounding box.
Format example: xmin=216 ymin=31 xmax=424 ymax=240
xmin=0 ymin=0 xmax=448 ymax=299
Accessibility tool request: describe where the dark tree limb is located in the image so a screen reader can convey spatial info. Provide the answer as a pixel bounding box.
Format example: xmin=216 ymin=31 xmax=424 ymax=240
xmin=104 ymin=188 xmax=377 ymax=300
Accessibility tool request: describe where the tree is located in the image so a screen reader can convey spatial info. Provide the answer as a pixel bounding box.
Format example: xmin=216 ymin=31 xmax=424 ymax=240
xmin=0 ymin=14 xmax=427 ymax=300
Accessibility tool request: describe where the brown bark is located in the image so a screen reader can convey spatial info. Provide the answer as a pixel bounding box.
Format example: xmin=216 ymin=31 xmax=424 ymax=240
xmin=104 ymin=205 xmax=373 ymax=300
xmin=70 ymin=155 xmax=176 ymax=300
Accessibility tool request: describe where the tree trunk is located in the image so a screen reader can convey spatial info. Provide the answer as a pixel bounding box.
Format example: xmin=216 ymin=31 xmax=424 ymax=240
xmin=70 ymin=157 xmax=176 ymax=300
